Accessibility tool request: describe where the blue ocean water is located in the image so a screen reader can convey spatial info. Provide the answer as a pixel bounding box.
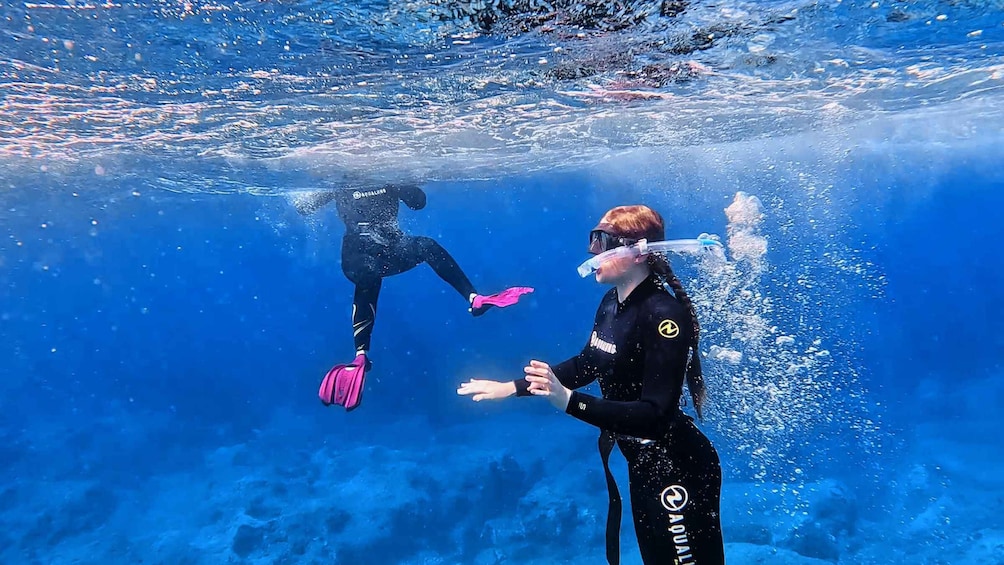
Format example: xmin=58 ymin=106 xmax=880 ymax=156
xmin=1 ymin=1 xmax=1002 ymax=563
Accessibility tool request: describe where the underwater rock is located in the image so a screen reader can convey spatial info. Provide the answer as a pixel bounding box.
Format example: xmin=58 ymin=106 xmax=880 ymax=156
xmin=619 ymin=61 xmax=706 ymax=86
xmin=547 ymin=63 xmax=600 ymax=80
xmin=741 ymin=54 xmax=779 ymax=68
xmin=518 ymin=483 xmax=603 ymax=543
xmin=25 ymin=484 xmax=120 ymax=547
xmin=232 ymin=523 xmax=267 ymax=558
xmin=886 ymin=9 xmax=910 ymax=23
xmin=244 ymin=495 xmax=282 ymax=520
xmin=783 ymin=520 xmax=840 ymax=562
xmin=722 ymin=478 xmax=856 ymax=561
xmin=482 ymin=453 xmax=536 ymax=513
xmin=810 ymin=480 xmax=858 ymax=534
xmin=660 ymin=0 xmax=688 ymax=18
xmin=964 ymin=529 xmax=1004 ymax=563
xmin=461 ymin=474 xmax=607 ymax=562
xmin=325 ymin=451 xmax=545 ymax=562
xmin=727 ymin=521 xmax=772 ymax=545
xmin=423 ymin=0 xmax=686 ymax=35
xmin=324 ymin=508 xmax=352 ymax=536
xmin=780 ymin=480 xmax=856 ymax=561
xmin=0 ymin=485 xmax=18 ymax=512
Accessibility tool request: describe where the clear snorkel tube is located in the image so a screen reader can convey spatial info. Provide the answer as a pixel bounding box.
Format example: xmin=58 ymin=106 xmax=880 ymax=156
xmin=576 ymin=236 xmax=724 ymax=278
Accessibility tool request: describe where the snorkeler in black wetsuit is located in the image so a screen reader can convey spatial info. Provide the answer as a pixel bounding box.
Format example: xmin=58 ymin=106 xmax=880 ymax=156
xmin=519 ymin=275 xmax=724 ymax=564
xmin=458 ymin=205 xmax=724 ymax=565
xmin=296 ymin=186 xmax=533 ymax=411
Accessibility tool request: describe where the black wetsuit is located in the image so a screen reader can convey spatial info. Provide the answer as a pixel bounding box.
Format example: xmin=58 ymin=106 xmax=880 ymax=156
xmin=332 ymin=185 xmax=476 ymax=353
xmin=516 ymin=276 xmax=724 ymax=565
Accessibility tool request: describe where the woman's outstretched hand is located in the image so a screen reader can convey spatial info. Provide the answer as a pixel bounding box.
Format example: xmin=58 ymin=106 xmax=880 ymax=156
xmin=457 ymin=379 xmax=516 ymax=402
xmin=524 ymin=360 xmax=571 ymax=411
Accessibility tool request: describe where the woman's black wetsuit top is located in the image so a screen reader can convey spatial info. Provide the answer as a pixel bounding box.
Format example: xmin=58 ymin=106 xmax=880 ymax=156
xmin=332 ymin=186 xmax=476 ymax=353
xmin=516 ymin=276 xmax=725 ymax=565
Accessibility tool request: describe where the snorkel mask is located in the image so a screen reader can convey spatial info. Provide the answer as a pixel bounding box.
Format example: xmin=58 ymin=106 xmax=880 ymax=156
xmin=588 ymin=228 xmax=638 ymax=255
xmin=577 ymin=234 xmax=723 ymax=277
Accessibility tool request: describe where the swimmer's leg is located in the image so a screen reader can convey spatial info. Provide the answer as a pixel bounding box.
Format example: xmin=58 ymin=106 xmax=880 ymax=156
xmin=413 ymin=235 xmax=535 ymax=316
xmin=407 ymin=236 xmax=478 ymax=300
xmin=391 ymin=235 xmax=533 ymax=316
xmin=318 ymin=271 xmax=378 ymax=411
xmin=350 ymin=277 xmax=381 ymax=355
xmin=341 ymin=242 xmax=383 ymax=354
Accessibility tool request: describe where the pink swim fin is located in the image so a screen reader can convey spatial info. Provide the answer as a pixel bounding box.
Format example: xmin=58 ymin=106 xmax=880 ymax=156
xmin=318 ymin=353 xmax=370 ymax=411
xmin=470 ymin=286 xmax=534 ymax=317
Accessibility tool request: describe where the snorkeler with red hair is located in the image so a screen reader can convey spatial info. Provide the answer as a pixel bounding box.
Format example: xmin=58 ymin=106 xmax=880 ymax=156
xmin=459 ymin=205 xmax=724 ymax=564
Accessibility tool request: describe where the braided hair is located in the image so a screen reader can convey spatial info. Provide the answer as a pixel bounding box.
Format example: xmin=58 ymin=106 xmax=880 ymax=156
xmin=648 ymin=254 xmax=706 ymax=419
xmin=598 ymin=205 xmax=707 ymax=419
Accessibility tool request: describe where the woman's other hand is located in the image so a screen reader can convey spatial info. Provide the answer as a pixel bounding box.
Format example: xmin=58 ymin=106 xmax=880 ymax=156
xmin=457 ymin=379 xmax=516 ymax=402
xmin=524 ymin=360 xmax=571 ymax=411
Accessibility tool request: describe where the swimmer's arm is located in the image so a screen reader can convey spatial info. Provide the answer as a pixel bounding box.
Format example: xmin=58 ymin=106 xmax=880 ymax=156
xmin=565 ymin=306 xmax=688 ymax=438
xmin=397 ymin=184 xmax=427 ymax=210
xmin=292 ymin=190 xmax=337 ymax=216
xmin=553 ymin=355 xmax=600 ymax=389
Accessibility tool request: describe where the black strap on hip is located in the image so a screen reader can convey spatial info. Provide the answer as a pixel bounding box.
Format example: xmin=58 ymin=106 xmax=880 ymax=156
xmin=599 ymin=430 xmax=621 ymax=565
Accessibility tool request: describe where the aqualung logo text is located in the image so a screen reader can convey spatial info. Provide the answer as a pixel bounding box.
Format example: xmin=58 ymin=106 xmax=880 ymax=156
xmin=353 ymin=188 xmax=388 ymax=199
xmin=660 ymin=485 xmax=694 ymax=564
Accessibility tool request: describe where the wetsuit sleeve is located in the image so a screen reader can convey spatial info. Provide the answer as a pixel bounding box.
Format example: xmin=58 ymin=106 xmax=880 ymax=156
xmin=512 ymin=350 xmax=599 ymax=397
xmin=396 ymin=185 xmax=427 ymax=210
xmin=552 ymin=352 xmax=600 ymax=389
xmin=564 ymin=301 xmax=690 ymax=439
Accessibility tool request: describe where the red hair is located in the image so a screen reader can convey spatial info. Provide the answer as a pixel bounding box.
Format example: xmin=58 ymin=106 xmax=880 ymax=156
xmin=597 ymin=205 xmax=665 ymax=242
